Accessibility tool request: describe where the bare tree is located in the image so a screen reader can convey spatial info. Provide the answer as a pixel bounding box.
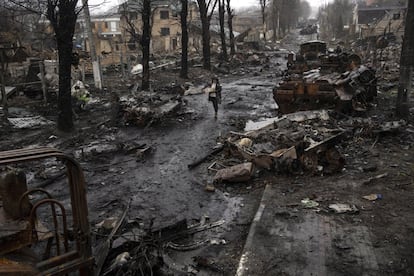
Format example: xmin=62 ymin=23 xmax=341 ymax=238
xmin=226 ymin=0 xmax=235 ymax=55
xmin=218 ymin=0 xmax=227 ymax=61
xmin=269 ymin=0 xmax=304 ymax=39
xmin=180 ymin=0 xmax=188 ymax=78
xmin=120 ymin=0 xmax=153 ymax=90
xmin=317 ymin=0 xmax=353 ymax=39
xmin=5 ymin=0 xmax=81 ymax=131
xmin=396 ymin=0 xmax=414 ymax=117
xmin=259 ymin=0 xmax=267 ymax=40
xmin=46 ymin=0 xmax=81 ymax=131
xmin=141 ymin=0 xmax=151 ymax=90
xmin=197 ymin=0 xmax=218 ymax=70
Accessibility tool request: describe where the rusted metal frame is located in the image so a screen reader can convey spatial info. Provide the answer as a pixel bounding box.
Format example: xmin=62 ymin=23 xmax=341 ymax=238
xmin=65 ymin=160 xmax=93 ymax=276
xmin=18 ymin=188 xmax=54 ymax=217
xmin=0 ymin=154 xmax=63 ymax=165
xmin=0 ymin=148 xmax=94 ymax=274
xmin=36 ymin=250 xmax=79 ymax=271
xmin=40 ymin=257 xmax=95 ymax=275
xmin=19 ymin=188 xmax=60 ymax=256
xmin=29 ymin=199 xmax=69 ymax=254
xmin=0 ymin=147 xmax=60 ymax=159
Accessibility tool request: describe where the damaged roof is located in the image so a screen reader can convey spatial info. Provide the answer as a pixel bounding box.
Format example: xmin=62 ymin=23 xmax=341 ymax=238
xmin=357 ymin=5 xmax=407 ymax=25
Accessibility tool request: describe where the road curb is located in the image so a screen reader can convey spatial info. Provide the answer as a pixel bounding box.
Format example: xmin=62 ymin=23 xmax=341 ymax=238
xmin=235 ymin=184 xmax=272 ymax=276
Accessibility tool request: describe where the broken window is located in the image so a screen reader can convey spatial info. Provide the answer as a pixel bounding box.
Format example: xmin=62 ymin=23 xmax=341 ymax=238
xmin=110 ymin=21 xmax=118 ymax=32
xmin=161 ymin=27 xmax=170 ymax=36
xmin=160 ymin=10 xmax=169 ymax=19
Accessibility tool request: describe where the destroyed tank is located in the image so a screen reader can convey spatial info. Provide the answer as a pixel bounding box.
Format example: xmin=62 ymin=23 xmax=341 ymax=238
xmin=275 ymin=41 xmax=377 ymax=113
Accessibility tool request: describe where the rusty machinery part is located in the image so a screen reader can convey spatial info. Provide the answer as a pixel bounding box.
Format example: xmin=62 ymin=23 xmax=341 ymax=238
xmin=300 ymin=152 xmax=319 ymax=173
xmin=0 ymin=147 xmax=94 ymax=275
xmin=322 ymin=147 xmax=345 ymax=174
xmin=18 ymin=188 xmax=53 ymax=218
xmin=29 ymin=198 xmax=69 ymax=255
xmin=299 ymin=147 xmax=344 ymax=174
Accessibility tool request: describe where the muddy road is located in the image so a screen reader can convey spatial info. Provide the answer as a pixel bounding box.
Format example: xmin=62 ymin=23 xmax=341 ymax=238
xmin=6 ymin=30 xmax=411 ymax=275
xmin=80 ymin=52 xmax=286 ymax=273
xmin=0 ymin=41 xmax=290 ymax=274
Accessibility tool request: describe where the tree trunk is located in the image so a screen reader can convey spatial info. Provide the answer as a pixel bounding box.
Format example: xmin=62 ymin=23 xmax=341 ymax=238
xmin=49 ymin=1 xmax=78 ymax=132
xmin=219 ymin=0 xmax=227 ymax=61
xmin=197 ymin=0 xmax=211 ymax=70
xmin=141 ymin=0 xmax=151 ymax=90
xmin=396 ymin=0 xmax=414 ymax=117
xmin=0 ymin=52 xmax=8 ymax=121
xmin=180 ymin=0 xmax=189 ymax=78
xmin=226 ymin=0 xmax=235 ymax=56
xmin=56 ymin=36 xmax=74 ymax=132
xmin=260 ymin=0 xmax=266 ymax=41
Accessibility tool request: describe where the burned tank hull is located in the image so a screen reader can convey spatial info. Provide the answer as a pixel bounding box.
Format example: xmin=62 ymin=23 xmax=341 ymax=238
xmin=274 ymin=66 xmax=377 ymax=114
xmin=276 ymin=40 xmax=376 ymax=113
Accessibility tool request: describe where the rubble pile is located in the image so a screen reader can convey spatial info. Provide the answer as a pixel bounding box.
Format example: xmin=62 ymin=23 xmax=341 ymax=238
xmin=119 ymin=85 xmax=184 ymax=127
xmin=374 ymin=44 xmax=401 ymax=91
xmin=299 ymin=24 xmax=317 ymax=35
xmin=192 ymin=109 xmax=408 ymax=185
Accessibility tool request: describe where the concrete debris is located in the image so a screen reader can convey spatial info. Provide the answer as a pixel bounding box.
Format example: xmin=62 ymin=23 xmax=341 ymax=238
xmin=95 ymin=217 xmax=119 ymax=231
xmin=375 ymin=120 xmax=406 ymax=134
xmin=329 ymin=204 xmax=359 ymax=214
xmin=301 ymin=198 xmax=319 ymax=208
xmin=362 ymin=194 xmax=383 ymax=201
xmin=120 ymin=88 xmax=183 ymax=127
xmin=131 ymin=64 xmax=143 ymax=75
xmin=75 ymin=143 xmax=118 ymax=159
xmin=8 ymin=116 xmax=53 ymax=129
xmin=238 ymin=138 xmax=253 ymax=148
xmin=205 ymin=183 xmax=216 ymax=192
xmin=214 ymin=162 xmax=254 ymax=183
xmin=184 ymin=86 xmax=204 ymax=96
xmin=362 ymin=173 xmax=388 ymax=185
xmin=244 ymin=109 xmax=330 ymax=132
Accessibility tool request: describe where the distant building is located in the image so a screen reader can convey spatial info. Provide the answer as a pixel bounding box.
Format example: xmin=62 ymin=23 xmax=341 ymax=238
xmin=353 ymin=4 xmax=407 ymax=38
xmin=232 ymin=10 xmax=262 ymax=34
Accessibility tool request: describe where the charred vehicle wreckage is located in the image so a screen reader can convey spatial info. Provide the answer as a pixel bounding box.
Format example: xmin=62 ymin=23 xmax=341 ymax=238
xmin=273 ymin=41 xmax=377 ymax=113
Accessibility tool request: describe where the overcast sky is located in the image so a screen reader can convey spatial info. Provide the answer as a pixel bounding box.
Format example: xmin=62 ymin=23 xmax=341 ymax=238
xmin=88 ymin=0 xmax=331 ymax=13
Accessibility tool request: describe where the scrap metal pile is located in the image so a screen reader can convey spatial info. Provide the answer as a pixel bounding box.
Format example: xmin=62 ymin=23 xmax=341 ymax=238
xmin=119 ymin=85 xmax=184 ymax=127
xmin=274 ymin=41 xmax=377 ymax=113
xmin=299 ymin=24 xmax=318 ymax=35
xmin=189 ymin=110 xmax=406 ymax=186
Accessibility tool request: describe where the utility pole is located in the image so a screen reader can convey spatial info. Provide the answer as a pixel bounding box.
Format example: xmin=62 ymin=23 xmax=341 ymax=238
xmin=82 ymin=0 xmax=103 ymax=90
